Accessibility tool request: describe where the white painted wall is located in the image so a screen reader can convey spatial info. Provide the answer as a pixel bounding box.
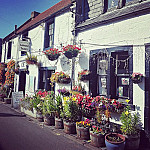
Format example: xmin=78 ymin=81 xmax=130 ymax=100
xmin=76 ymin=13 xmax=150 ymax=125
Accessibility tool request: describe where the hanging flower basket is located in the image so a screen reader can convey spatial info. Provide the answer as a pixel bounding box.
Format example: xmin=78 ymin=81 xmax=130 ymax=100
xmin=26 ymin=54 xmax=38 ymax=65
xmin=131 ymin=73 xmax=143 ymax=84
xmin=62 ymin=45 xmax=81 ymax=59
xmin=43 ymin=48 xmax=61 ymax=61
xmin=57 ymin=77 xmax=71 ymax=84
xmin=78 ymin=70 xmax=90 ymax=81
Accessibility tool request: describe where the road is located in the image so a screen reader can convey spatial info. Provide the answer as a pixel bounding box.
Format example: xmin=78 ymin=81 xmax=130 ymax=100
xmin=0 ymin=103 xmax=92 ymax=150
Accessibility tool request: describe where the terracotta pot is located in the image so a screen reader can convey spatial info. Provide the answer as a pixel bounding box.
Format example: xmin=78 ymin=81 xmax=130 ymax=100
xmin=55 ymin=118 xmax=64 ymax=129
xmin=64 ymin=121 xmax=76 ymax=134
xmin=90 ymin=131 xmax=105 ymax=147
xmin=76 ymin=126 xmax=90 ymax=140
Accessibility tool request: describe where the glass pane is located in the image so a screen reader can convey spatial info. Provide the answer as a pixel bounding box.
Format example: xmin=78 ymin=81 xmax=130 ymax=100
xmin=108 ymin=0 xmax=119 ymax=9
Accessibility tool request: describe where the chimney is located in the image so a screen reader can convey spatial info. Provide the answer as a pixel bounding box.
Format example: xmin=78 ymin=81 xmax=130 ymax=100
xmin=31 ymin=11 xmax=40 ymax=19
xmin=14 ymin=25 xmax=17 ymax=35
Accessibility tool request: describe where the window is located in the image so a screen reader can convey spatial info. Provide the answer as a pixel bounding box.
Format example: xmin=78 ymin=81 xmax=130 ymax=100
xmin=21 ymin=31 xmax=28 ymax=56
xmin=44 ymin=22 xmax=54 ymax=48
xmin=110 ymin=51 xmax=130 ymax=99
xmin=90 ymin=46 xmax=133 ymax=103
xmin=7 ymin=41 xmax=12 ymax=59
xmin=108 ymin=0 xmax=119 ymax=9
xmin=39 ymin=69 xmax=54 ymax=91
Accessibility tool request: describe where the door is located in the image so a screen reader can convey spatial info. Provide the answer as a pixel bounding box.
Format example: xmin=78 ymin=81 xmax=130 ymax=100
xmin=18 ymin=71 xmax=26 ymax=96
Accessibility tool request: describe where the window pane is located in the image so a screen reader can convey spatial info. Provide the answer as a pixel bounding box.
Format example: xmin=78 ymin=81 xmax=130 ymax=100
xmin=108 ymin=0 xmax=119 ymax=9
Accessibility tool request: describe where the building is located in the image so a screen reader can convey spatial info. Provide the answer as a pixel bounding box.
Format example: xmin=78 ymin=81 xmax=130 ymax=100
xmin=1 ymin=0 xmax=74 ymax=96
xmin=74 ymin=0 xmax=150 ymax=140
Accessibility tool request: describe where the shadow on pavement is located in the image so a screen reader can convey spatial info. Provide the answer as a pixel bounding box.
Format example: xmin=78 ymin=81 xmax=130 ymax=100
xmin=0 ymin=113 xmax=26 ymax=117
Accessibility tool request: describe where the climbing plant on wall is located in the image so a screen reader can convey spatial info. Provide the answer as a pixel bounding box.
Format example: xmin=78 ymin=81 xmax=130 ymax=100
xmin=5 ymin=60 xmax=15 ymax=86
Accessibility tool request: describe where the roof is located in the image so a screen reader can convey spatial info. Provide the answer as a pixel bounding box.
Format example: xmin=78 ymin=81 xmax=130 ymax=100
xmin=3 ymin=0 xmax=72 ymax=42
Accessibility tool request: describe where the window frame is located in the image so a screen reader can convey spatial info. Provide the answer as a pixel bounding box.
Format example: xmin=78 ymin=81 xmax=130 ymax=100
xmin=7 ymin=41 xmax=12 ymax=59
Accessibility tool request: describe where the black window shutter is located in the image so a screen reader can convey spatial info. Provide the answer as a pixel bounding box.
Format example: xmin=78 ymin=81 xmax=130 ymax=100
xmin=89 ymin=53 xmax=98 ymax=97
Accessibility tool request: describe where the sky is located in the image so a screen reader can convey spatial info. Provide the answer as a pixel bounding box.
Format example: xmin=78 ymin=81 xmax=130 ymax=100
xmin=0 ymin=0 xmax=61 ymax=39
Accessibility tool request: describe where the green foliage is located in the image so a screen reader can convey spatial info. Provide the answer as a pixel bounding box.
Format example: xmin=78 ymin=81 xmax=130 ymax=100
xmin=32 ymin=94 xmax=43 ymax=112
xmin=26 ymin=53 xmax=37 ymax=62
xmin=120 ymin=105 xmax=141 ymax=135
xmin=55 ymin=94 xmax=63 ymax=118
xmin=42 ymin=91 xmax=56 ymax=116
xmin=61 ymin=97 xmax=79 ymax=122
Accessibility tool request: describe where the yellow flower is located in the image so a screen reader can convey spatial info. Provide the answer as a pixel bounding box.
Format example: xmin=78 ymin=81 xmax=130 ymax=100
xmin=125 ymin=99 xmax=130 ymax=104
xmin=125 ymin=111 xmax=129 ymax=115
xmin=72 ymin=97 xmax=76 ymax=101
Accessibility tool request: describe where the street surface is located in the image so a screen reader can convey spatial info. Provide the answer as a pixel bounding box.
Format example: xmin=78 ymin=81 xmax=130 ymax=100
xmin=0 ymin=103 xmax=92 ymax=150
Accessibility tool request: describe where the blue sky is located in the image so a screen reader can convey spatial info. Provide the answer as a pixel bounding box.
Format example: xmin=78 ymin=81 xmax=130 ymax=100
xmin=0 ymin=0 xmax=61 ymax=39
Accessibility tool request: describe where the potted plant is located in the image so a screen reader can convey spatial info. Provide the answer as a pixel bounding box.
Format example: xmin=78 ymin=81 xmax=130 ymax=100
xmin=71 ymin=84 xmax=86 ymax=95
xmin=32 ymin=91 xmax=44 ymax=122
xmin=0 ymin=85 xmax=7 ymax=101
xmin=43 ymin=48 xmax=61 ymax=61
xmin=50 ymin=71 xmax=71 ymax=84
xmin=76 ymin=119 xmax=91 ymax=140
xmin=120 ymin=100 xmax=141 ymax=150
xmin=62 ymin=45 xmax=81 ymax=59
xmin=90 ymin=125 xmax=106 ymax=147
xmin=42 ymin=91 xmax=56 ymax=126
xmin=90 ymin=107 xmax=107 ymax=147
xmin=60 ymin=96 xmax=79 ymax=134
xmin=131 ymin=72 xmax=143 ymax=84
xmin=26 ymin=53 xmax=38 ymax=65
xmin=78 ymin=70 xmax=90 ymax=81
xmin=105 ymin=133 xmax=126 ymax=150
xmin=55 ymin=94 xmax=64 ymax=129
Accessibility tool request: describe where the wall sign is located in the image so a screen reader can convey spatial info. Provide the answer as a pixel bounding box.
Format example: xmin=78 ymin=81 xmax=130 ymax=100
xmin=121 ymin=78 xmax=129 ymax=85
xmin=19 ymin=39 xmax=30 ymax=52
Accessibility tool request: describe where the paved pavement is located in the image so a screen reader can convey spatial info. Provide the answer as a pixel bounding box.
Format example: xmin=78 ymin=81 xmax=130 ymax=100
xmin=0 ymin=103 xmax=103 ymax=150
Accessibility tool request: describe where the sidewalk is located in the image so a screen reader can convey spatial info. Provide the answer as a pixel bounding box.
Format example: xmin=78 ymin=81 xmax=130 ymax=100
xmin=2 ymin=102 xmax=150 ymax=150
xmin=1 ymin=102 xmax=106 ymax=150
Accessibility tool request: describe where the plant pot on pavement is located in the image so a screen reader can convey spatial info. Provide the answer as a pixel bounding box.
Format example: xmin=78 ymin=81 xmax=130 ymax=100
xmin=124 ymin=134 xmax=140 ymax=150
xmin=36 ymin=112 xmax=44 ymax=122
xmin=76 ymin=126 xmax=90 ymax=140
xmin=55 ymin=118 xmax=64 ymax=129
xmin=90 ymin=131 xmax=105 ymax=147
xmin=105 ymin=133 xmax=125 ymax=150
xmin=64 ymin=121 xmax=76 ymax=134
xmin=44 ymin=114 xmax=55 ymax=126
xmin=4 ymin=98 xmax=12 ymax=104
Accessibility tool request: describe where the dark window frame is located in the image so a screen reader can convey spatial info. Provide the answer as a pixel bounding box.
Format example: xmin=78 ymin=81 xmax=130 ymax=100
xmin=44 ymin=20 xmax=54 ymax=49
xmin=89 ymin=46 xmax=133 ymax=104
xmin=7 ymin=41 xmax=12 ymax=59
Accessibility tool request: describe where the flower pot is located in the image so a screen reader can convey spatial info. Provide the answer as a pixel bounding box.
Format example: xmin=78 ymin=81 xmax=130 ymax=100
xmin=36 ymin=112 xmax=44 ymax=122
xmin=105 ymin=133 xmax=125 ymax=150
xmin=125 ymin=134 xmax=140 ymax=150
xmin=44 ymin=114 xmax=55 ymax=126
xmin=90 ymin=131 xmax=105 ymax=147
xmin=131 ymin=76 xmax=143 ymax=84
xmin=55 ymin=118 xmax=64 ymax=129
xmin=26 ymin=60 xmax=37 ymax=65
xmin=47 ymin=54 xmax=60 ymax=61
xmin=57 ymin=78 xmax=71 ymax=84
xmin=64 ymin=51 xmax=78 ymax=59
xmin=76 ymin=126 xmax=90 ymax=140
xmin=64 ymin=121 xmax=76 ymax=134
xmin=79 ymin=74 xmax=90 ymax=81
xmin=4 ymin=98 xmax=11 ymax=104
